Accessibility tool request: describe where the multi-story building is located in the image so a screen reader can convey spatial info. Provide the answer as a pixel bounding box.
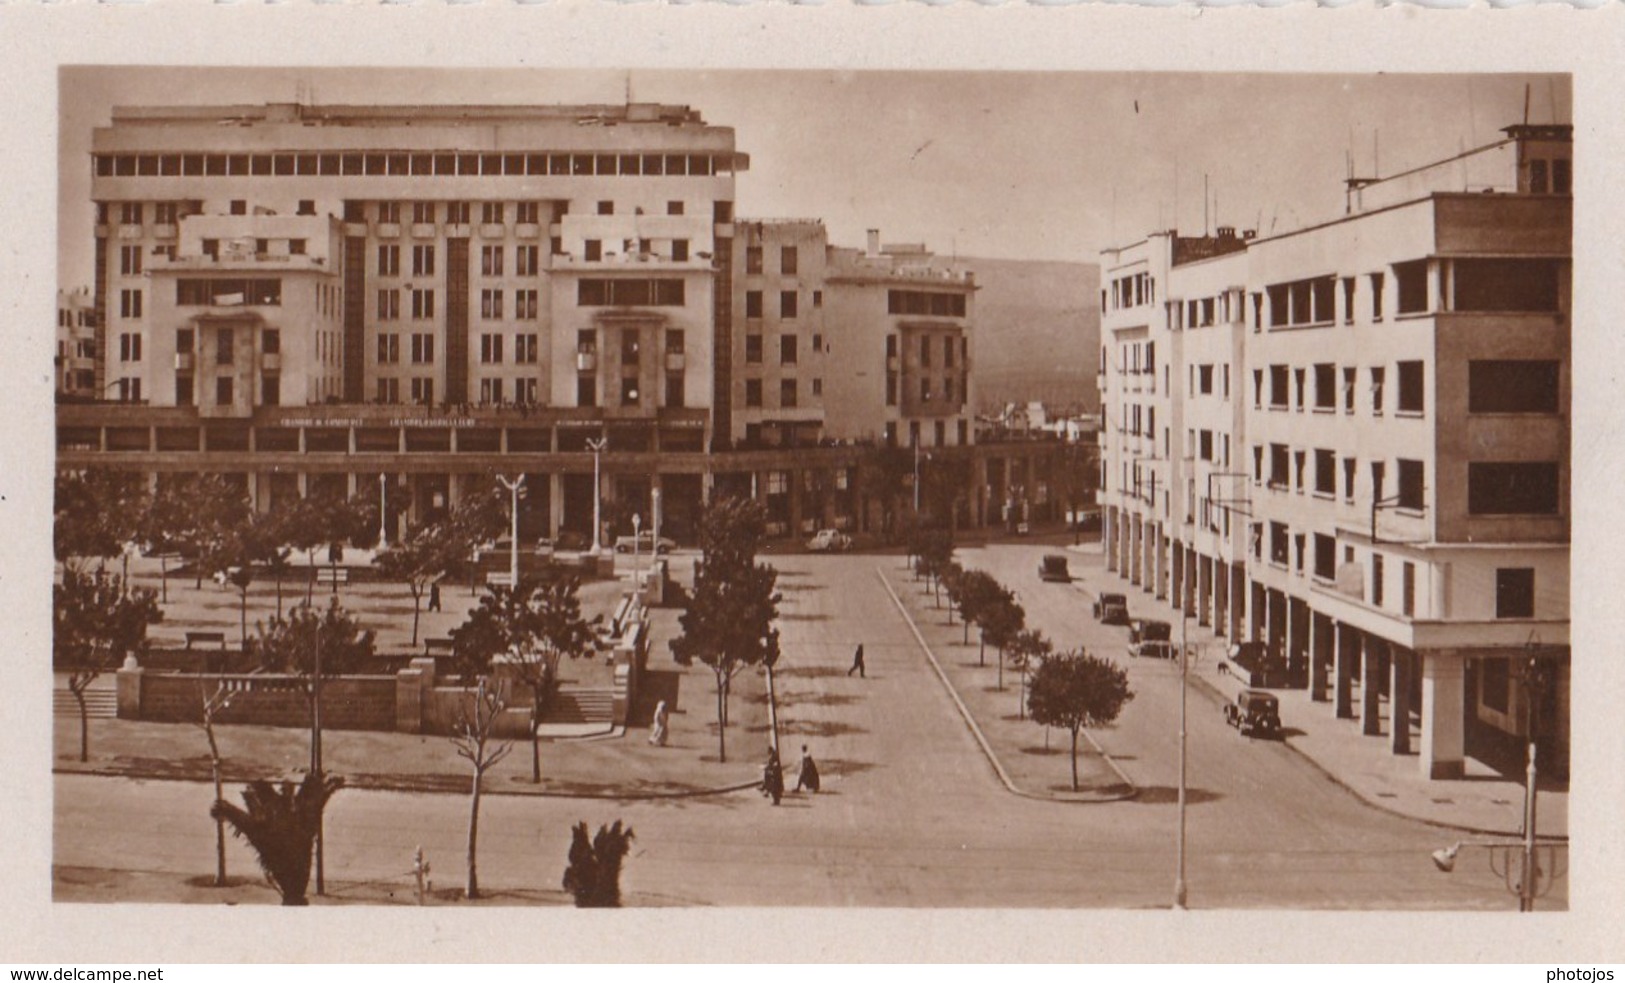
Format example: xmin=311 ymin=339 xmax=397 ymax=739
xmin=56 ymin=288 xmax=98 ymax=399
xmin=61 ymin=99 xmax=1058 ymax=545
xmin=1098 ymin=123 xmax=1572 ymax=781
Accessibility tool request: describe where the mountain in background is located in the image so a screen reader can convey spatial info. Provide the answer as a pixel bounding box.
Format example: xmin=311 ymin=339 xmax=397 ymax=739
xmin=961 ymin=256 xmax=1100 ymax=415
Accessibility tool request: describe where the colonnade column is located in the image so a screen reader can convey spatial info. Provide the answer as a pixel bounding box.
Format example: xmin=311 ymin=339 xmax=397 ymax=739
xmin=1390 ymin=645 xmax=1414 ymax=756
xmin=1418 ymin=651 xmax=1465 ymax=779
xmin=1309 ymin=611 xmax=1333 ymax=702
xmin=1362 ymin=635 xmax=1385 ymax=737
xmin=1333 ymin=621 xmax=1357 ymax=719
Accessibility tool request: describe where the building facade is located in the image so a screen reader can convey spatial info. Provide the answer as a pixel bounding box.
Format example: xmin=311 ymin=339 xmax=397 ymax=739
xmin=1098 ymin=124 xmax=1572 ymax=780
xmin=56 ymin=288 xmax=98 ymax=399
xmin=63 ymin=99 xmax=1055 ymax=544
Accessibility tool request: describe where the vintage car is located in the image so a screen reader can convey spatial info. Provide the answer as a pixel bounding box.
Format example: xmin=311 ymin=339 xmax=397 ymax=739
xmin=1129 ymin=639 xmax=1179 ymax=660
xmin=613 ymin=532 xmax=676 ymax=555
xmin=1223 ymin=689 xmax=1282 ymax=738
xmin=1127 ymin=620 xmax=1175 ymax=658
xmin=1093 ymin=592 xmax=1130 ymax=625
xmin=807 ymin=528 xmax=853 ymax=552
xmin=1219 ymin=641 xmax=1294 ymax=689
xmin=1038 ymin=554 xmax=1072 ymax=582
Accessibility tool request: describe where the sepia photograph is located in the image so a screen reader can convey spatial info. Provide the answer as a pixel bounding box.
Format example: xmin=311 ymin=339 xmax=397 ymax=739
xmin=47 ymin=63 xmax=1575 ymax=918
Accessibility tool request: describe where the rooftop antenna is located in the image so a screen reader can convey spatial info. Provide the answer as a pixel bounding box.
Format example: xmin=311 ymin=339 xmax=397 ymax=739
xmin=1547 ymin=78 xmax=1558 ymax=125
xmin=625 ymin=72 xmax=633 ymax=106
xmin=1523 ymin=82 xmax=1531 ymax=125
xmin=1203 ymin=173 xmax=1209 ymax=236
xmin=1373 ymin=129 xmax=1380 ymax=178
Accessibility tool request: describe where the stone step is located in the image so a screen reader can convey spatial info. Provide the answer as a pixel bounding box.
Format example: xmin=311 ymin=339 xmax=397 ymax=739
xmin=53 ymin=689 xmax=118 ymax=718
xmin=541 ymin=688 xmax=616 ymax=724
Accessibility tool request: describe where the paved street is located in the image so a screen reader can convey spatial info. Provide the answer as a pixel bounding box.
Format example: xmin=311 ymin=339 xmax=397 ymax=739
xmin=56 ymin=545 xmax=1538 ymax=908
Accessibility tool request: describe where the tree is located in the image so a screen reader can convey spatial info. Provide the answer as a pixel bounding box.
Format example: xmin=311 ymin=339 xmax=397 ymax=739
xmin=911 ymin=528 xmax=955 ymax=605
xmin=981 ymin=592 xmax=1026 ymax=691
xmin=195 ymin=682 xmax=236 ymax=887
xmin=1027 ymin=651 xmax=1135 ymax=791
xmin=53 ymin=567 xmax=163 ymax=762
xmin=376 ymin=520 xmax=454 ymax=646
xmin=451 ymin=576 xmax=597 ymax=783
xmin=210 ymin=773 xmax=344 ymax=906
xmin=953 ymin=569 xmax=1003 ymax=652
xmin=669 ymin=497 xmax=782 ymax=763
xmin=1006 ymin=629 xmax=1054 ymax=720
xmin=451 ymin=677 xmax=513 ymax=900
xmin=246 ymin=600 xmax=378 ymax=677
xmin=940 ymin=562 xmax=965 ymax=626
xmin=135 ymin=479 xmax=196 ymax=604
xmin=166 ymin=474 xmax=249 ymax=589
xmin=562 ymin=820 xmax=636 ymax=908
xmin=54 ymin=469 xmax=147 ymax=571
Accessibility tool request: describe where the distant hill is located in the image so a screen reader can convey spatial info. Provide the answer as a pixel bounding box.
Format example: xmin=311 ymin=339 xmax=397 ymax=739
xmin=962 ymin=256 xmax=1100 ymax=413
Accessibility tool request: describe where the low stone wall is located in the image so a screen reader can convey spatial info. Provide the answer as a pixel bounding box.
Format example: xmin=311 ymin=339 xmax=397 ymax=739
xmin=127 ymin=671 xmax=397 ymax=731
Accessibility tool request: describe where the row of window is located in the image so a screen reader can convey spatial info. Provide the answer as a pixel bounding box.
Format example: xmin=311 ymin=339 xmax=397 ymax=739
xmin=743 ymin=245 xmax=798 ymax=276
xmin=742 ymin=378 xmax=821 ymax=409
xmin=887 ymin=289 xmax=969 ymax=318
xmin=1105 ymin=271 xmax=1154 ymax=313
xmin=1252 ymin=359 xmax=1560 ymax=416
xmin=96 ymin=151 xmax=736 ymax=180
xmin=885 ymin=374 xmax=963 ymax=407
xmin=744 ymin=289 xmax=822 ymax=319
xmin=743 ymin=333 xmax=820 ymax=366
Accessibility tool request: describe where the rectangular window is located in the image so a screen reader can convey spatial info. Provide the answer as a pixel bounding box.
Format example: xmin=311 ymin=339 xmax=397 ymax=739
xmin=1269 ymin=443 xmax=1290 ymax=488
xmin=621 ymin=329 xmax=641 ymax=364
xmin=1314 ymin=534 xmax=1336 ymax=581
xmin=216 ymin=328 xmax=234 ymax=365
xmin=1397 ymin=459 xmax=1424 ymax=511
xmin=780 ymin=334 xmax=798 ymax=365
xmin=1372 ymin=554 xmax=1385 ymax=608
xmin=1553 ymin=158 xmax=1572 ymax=195
xmin=176 ymin=328 xmax=194 ymax=355
xmin=412 ymin=378 xmax=435 ymax=405
xmin=412 ymin=245 xmax=435 ymax=277
xmin=1315 ymin=449 xmax=1336 ymax=495
xmin=781 ymin=246 xmax=798 ymax=275
xmin=120 ymin=289 xmax=143 ymax=319
xmin=596 ymin=201 xmax=614 ymax=216
xmin=262 ymin=329 xmax=280 ymax=355
xmin=413 ymin=201 xmax=434 ymax=224
xmin=1468 ymin=361 xmax=1560 ymax=414
xmin=665 ymin=372 xmax=685 ymax=409
xmin=515 ymin=289 xmax=538 ymax=320
xmin=515 ymin=334 xmax=538 ymax=364
xmin=584 ymin=239 xmax=603 ymax=262
xmin=745 ymin=290 xmax=763 ymax=319
xmin=118 ymin=333 xmax=142 ymax=362
xmin=216 ymin=377 xmax=234 ymax=406
xmin=1394 ymin=260 xmax=1428 ymax=315
xmin=745 ymin=379 xmax=763 ymax=408
xmin=1342 ymin=277 xmax=1355 ymax=324
xmin=481 ymin=245 xmax=504 ymax=277
xmin=1198 ymin=364 xmax=1214 ymax=394
xmin=377 ymin=378 xmax=399 ymax=404
xmin=378 ymin=202 xmax=401 ymax=224
xmin=1370 ymin=273 xmax=1385 ymax=320
xmin=378 ymin=289 xmax=400 ymax=321
xmin=672 ymin=239 xmax=689 ymax=262
xmin=516 ymin=245 xmax=539 ymax=277
xmin=377 ymin=334 xmax=400 ymax=364
xmin=813 ymin=290 xmax=823 ymax=309
xmin=378 ymin=245 xmax=400 ymax=277
xmin=480 ymin=333 xmax=504 ymax=364
xmin=886 ymin=290 xmax=968 ymax=318
xmin=1269 ymin=521 xmax=1290 ymax=566
xmin=262 ymin=375 xmax=280 ymax=406
xmin=944 ymin=337 xmax=955 ymax=369
xmin=411 ymin=289 xmax=435 ymax=319
xmin=481 ymin=202 xmax=504 ymax=224
xmin=120 ymin=202 xmax=143 ymax=225
xmin=1253 ymin=369 xmax=1264 ymax=408
xmin=1294 ymin=368 xmax=1306 ymax=410
xmin=1495 ymin=568 xmax=1535 ymax=619
xmin=1397 ymin=360 xmax=1424 ymax=414
xmin=1468 ymin=462 xmax=1561 ymax=515
xmin=577 ymin=376 xmax=597 ymax=407
xmin=667 ymin=200 xmax=684 ymax=216
xmin=1343 ymin=457 xmax=1357 ymax=500
xmin=1269 ymin=365 xmax=1289 ymax=408
xmin=781 ymin=379 xmax=798 ymax=409
xmin=1371 ymin=367 xmax=1385 ymax=415
xmin=175 ymin=375 xmax=193 ymax=406
xmin=1314 ymin=363 xmax=1336 ymax=410
xmin=517 ymin=202 xmax=540 ymax=224
xmin=1530 ymin=159 xmax=1549 ymax=195
xmin=1403 ymin=562 xmax=1416 ymax=617
xmin=1451 ymin=259 xmax=1561 ymax=313
xmin=480 ymin=289 xmax=504 ymax=320
xmin=780 ymin=291 xmax=798 ymax=319
xmin=1343 ymin=367 xmax=1357 ymax=413
xmin=745 ymin=334 xmax=763 ymax=364
xmin=120 ymin=245 xmax=142 ymax=276
xmin=746 ymin=247 xmax=763 ymax=275
xmin=575 ymin=279 xmax=685 ymax=307
xmin=411 ymin=333 xmax=435 ymax=364
xmin=447 ymin=202 xmax=470 ymax=224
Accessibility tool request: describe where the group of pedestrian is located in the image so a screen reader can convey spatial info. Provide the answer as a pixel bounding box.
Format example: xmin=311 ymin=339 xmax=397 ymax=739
xmin=761 ymin=744 xmax=819 ymax=805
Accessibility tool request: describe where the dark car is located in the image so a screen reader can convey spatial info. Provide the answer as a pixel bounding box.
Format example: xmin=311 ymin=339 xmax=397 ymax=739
xmin=1038 ymin=554 xmax=1072 ymax=582
xmin=1220 ymin=641 xmax=1293 ymax=688
xmin=1093 ymin=592 xmax=1130 ymax=625
xmin=1224 ymin=689 xmax=1282 ymax=738
xmin=1128 ymin=619 xmax=1171 ymax=646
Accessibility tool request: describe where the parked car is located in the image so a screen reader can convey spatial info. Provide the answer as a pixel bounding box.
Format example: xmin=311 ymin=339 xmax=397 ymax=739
xmin=1071 ymin=508 xmax=1103 ymax=533
xmin=614 ymin=532 xmax=675 ymax=555
xmin=1127 ymin=620 xmax=1175 ymax=658
xmin=807 ymin=529 xmax=853 ymax=552
xmin=1224 ymin=689 xmax=1282 ymax=738
xmin=1037 ymin=554 xmax=1071 ymax=582
xmin=1129 ymin=639 xmax=1179 ymax=660
xmin=1220 ymin=641 xmax=1293 ymax=688
xmin=1093 ymin=592 xmax=1130 ymax=625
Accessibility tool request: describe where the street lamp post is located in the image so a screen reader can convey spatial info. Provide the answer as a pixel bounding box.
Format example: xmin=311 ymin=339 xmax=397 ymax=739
xmin=310 ymin=616 xmax=325 ymax=896
xmin=631 ymin=513 xmax=643 ymax=596
xmin=378 ymin=473 xmax=389 ymax=550
xmin=587 ymin=437 xmax=608 ymax=555
xmin=496 ymin=474 xmax=525 ymax=586
xmin=1175 ymin=604 xmax=1189 ymax=910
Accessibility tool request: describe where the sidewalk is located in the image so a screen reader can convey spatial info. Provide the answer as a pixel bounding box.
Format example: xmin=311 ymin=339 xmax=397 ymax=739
xmin=1065 ymin=542 xmax=1567 ymax=839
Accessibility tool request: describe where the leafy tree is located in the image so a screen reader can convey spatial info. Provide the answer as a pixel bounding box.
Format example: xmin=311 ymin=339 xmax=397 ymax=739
xmin=136 ymin=479 xmax=197 ymax=604
xmin=1006 ymin=629 xmax=1054 ymax=720
xmin=562 ymin=820 xmax=636 ymax=908
xmin=911 ymin=528 xmax=955 ymax=605
xmin=167 ymin=474 xmax=250 ymax=589
xmin=451 ymin=677 xmax=513 ymax=900
xmin=195 ymin=682 xmax=236 ymax=886
xmin=210 ymin=773 xmax=344 ymax=906
xmin=54 ymin=470 xmax=147 ymax=571
xmin=1027 ymin=650 xmax=1135 ymax=790
xmin=981 ymin=592 xmax=1026 ymax=690
xmin=940 ymin=562 xmax=965 ymax=626
xmin=53 ymin=567 xmax=163 ymax=762
xmin=670 ymin=497 xmax=781 ymax=763
xmin=951 ymin=569 xmax=1000 ymax=651
xmin=451 ymin=576 xmax=597 ymax=783
xmin=376 ymin=520 xmax=455 ymax=646
xmin=246 ymin=600 xmax=378 ymax=677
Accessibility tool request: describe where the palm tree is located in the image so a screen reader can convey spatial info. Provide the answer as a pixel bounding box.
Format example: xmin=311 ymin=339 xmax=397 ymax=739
xmin=210 ymin=772 xmax=344 ymax=905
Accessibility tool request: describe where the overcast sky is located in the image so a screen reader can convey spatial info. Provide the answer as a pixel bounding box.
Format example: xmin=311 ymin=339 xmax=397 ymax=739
xmin=58 ymin=68 xmax=1569 ymax=289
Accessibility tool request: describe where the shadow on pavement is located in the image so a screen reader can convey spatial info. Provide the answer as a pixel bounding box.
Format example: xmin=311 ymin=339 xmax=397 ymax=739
xmin=1127 ymin=785 xmax=1222 ymax=806
xmin=752 ymin=719 xmax=868 ymax=739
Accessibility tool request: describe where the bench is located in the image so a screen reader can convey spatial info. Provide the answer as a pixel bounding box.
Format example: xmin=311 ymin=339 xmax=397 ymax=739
xmin=315 ymin=567 xmax=349 ymax=589
xmin=184 ymin=631 xmax=227 ymax=650
xmin=424 ymin=638 xmax=455 ymax=658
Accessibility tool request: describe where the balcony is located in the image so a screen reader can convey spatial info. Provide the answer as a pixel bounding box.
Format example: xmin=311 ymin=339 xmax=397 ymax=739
xmin=376 ymin=223 xmax=401 ymax=238
xmin=174 ymin=353 xmax=194 ymax=372
xmin=515 ymin=223 xmax=541 ymax=240
xmin=479 ymin=223 xmax=506 ymax=239
xmin=260 ymin=352 xmax=282 ymax=372
xmin=576 ymin=351 xmax=598 ymax=372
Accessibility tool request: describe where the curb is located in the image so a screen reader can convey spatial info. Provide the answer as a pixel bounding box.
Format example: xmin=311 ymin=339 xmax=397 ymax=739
xmin=874 ymin=567 xmax=1137 ymax=805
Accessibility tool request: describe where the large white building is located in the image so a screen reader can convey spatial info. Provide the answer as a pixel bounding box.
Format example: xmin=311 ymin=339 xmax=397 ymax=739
xmin=1098 ymin=124 xmax=1572 ymax=780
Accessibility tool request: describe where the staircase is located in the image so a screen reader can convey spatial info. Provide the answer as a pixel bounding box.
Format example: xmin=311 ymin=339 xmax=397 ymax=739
xmin=54 ymin=688 xmax=118 ymax=719
xmin=542 ymin=688 xmax=615 ymax=726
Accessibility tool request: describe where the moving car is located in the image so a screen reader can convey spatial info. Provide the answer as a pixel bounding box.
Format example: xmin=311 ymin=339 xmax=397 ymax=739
xmin=614 ymin=532 xmax=675 ymax=555
xmin=1127 ymin=619 xmax=1174 ymax=658
xmin=807 ymin=529 xmax=853 ymax=552
xmin=1129 ymin=640 xmax=1179 ymax=660
xmin=1037 ymin=554 xmax=1071 ymax=582
xmin=1223 ymin=689 xmax=1282 ymax=738
xmin=1093 ymin=592 xmax=1130 ymax=625
xmin=1219 ymin=641 xmax=1294 ymax=688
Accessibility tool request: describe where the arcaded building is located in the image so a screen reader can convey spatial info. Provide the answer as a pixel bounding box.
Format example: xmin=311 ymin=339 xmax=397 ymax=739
xmin=1098 ymin=124 xmax=1572 ymax=781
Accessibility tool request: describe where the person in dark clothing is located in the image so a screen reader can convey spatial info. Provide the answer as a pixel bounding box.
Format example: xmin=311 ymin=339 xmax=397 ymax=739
xmin=848 ymin=643 xmax=866 ymax=678
xmin=795 ymin=744 xmax=820 ymax=794
xmin=428 ymin=582 xmax=442 ymax=612
xmin=761 ymin=746 xmax=784 ymax=806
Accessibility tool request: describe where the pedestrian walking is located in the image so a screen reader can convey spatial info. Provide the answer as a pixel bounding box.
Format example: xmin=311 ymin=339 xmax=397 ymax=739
xmin=760 ymin=746 xmax=784 ymax=806
xmin=794 ymin=744 xmax=820 ymax=794
xmin=648 ymin=699 xmax=669 ymax=747
xmin=428 ymin=581 xmax=442 ymax=612
xmin=848 ymin=643 xmax=866 ymax=678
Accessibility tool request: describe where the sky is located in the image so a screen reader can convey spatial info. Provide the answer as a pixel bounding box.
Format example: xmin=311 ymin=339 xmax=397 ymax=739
xmin=58 ymin=68 xmax=1570 ymax=290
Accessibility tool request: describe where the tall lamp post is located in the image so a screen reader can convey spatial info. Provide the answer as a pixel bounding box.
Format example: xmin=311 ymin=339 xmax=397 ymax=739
xmin=631 ymin=512 xmax=643 ymax=597
xmin=377 ymin=473 xmax=390 ymax=550
xmin=587 ymin=437 xmax=608 ymax=555
xmin=310 ymin=615 xmax=325 ymax=896
xmin=1174 ymin=603 xmax=1190 ymax=910
xmin=496 ymin=474 xmax=525 ymax=586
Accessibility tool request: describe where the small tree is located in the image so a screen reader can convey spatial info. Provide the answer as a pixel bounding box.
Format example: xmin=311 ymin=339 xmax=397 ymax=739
xmin=1006 ymin=629 xmax=1053 ymax=720
xmin=451 ymin=576 xmax=596 ymax=783
xmin=54 ymin=470 xmax=147 ymax=572
xmin=376 ymin=520 xmax=453 ymax=647
xmin=452 ymin=677 xmax=513 ymax=900
xmin=195 ymin=682 xmax=235 ymax=887
xmin=940 ymin=562 xmax=965 ymax=626
xmin=247 ymin=600 xmax=377 ymax=677
xmin=911 ymin=528 xmax=955 ymax=605
xmin=210 ymin=773 xmax=344 ymax=906
xmin=166 ymin=474 xmax=249 ymax=589
xmin=1027 ymin=651 xmax=1135 ymax=791
xmin=981 ymin=592 xmax=1026 ymax=691
xmin=53 ymin=567 xmax=163 ymax=762
xmin=954 ymin=570 xmax=1003 ymax=652
xmin=562 ymin=820 xmax=636 ymax=908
